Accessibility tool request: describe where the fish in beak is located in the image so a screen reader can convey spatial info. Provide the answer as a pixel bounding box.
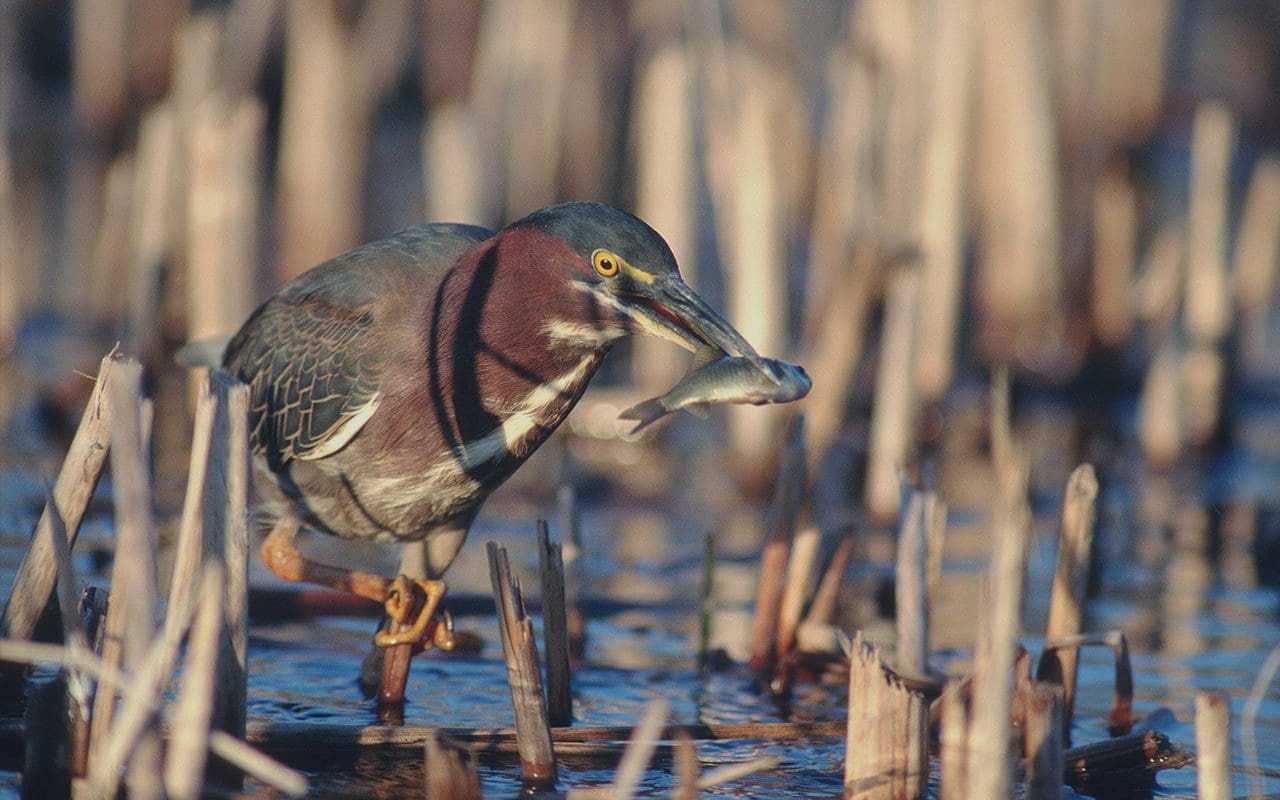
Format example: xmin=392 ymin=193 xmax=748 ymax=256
xmin=614 ymin=274 xmax=775 ymax=379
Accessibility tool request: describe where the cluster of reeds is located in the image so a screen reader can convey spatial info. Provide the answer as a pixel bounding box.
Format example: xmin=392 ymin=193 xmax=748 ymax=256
xmin=0 ymin=352 xmax=306 ymax=798
xmin=5 ymin=2 xmax=1258 ymax=483
xmin=735 ymin=379 xmax=1209 ymax=799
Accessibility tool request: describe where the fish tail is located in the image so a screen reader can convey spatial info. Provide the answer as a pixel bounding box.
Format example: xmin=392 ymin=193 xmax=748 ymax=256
xmin=619 ymin=398 xmax=668 ymax=433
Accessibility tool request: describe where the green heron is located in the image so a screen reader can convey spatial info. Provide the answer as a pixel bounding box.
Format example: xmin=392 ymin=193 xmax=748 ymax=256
xmin=212 ymin=202 xmax=764 ymax=652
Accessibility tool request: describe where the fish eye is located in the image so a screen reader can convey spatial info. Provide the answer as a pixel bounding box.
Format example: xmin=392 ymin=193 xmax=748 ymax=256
xmin=592 ymin=249 xmax=620 ymax=277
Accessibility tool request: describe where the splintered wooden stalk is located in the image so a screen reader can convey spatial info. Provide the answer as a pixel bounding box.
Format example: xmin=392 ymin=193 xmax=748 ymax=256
xmin=965 ymin=446 xmax=1029 ymax=799
xmin=1037 ymin=464 xmax=1098 ymax=731
xmin=844 ymin=633 xmax=927 ymax=800
xmin=805 ymin=532 xmax=852 ymax=626
xmin=211 ymin=373 xmax=250 ymax=741
xmin=697 ymin=532 xmax=715 ymax=673
xmin=163 ymin=382 xmax=218 ymax=647
xmin=1195 ymin=692 xmax=1230 ymax=800
xmin=896 ymin=488 xmax=929 ymax=677
xmin=537 ymin=520 xmax=572 ymax=727
xmin=749 ymin=416 xmax=806 ymax=675
xmin=487 ymin=542 xmax=556 ymax=785
xmin=1235 ymin=156 xmax=1280 ymax=362
xmin=672 ymin=731 xmax=699 ymax=800
xmin=556 ymin=485 xmax=586 ymax=660
xmin=0 ymin=640 xmax=307 ymax=796
xmin=1 ymin=351 xmax=120 ymax=646
xmin=89 ymin=360 xmax=164 ymax=795
xmin=164 ymin=564 xmax=226 ymax=800
xmin=610 ymin=700 xmax=669 ymax=800
xmin=87 ymin=566 xmax=203 ymax=800
xmin=938 ymin=682 xmax=967 ymax=800
xmin=866 ymin=266 xmax=922 ymax=521
xmin=774 ymin=526 xmax=820 ymax=675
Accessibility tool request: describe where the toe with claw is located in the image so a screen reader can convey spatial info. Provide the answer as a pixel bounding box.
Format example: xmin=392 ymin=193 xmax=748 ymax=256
xmin=375 ymin=576 xmax=452 ymax=650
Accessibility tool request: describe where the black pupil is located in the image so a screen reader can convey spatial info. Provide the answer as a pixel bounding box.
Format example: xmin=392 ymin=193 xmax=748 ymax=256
xmin=601 ymin=258 xmax=613 ymax=272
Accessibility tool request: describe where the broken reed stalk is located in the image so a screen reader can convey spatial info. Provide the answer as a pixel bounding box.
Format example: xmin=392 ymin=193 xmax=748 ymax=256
xmin=0 ymin=640 xmax=308 ymax=797
xmin=0 ymin=140 xmax=20 ymax=354
xmin=185 ymin=94 xmax=263 ymax=354
xmin=537 ymin=520 xmax=572 ymax=727
xmin=124 ymin=104 xmax=177 ymax=362
xmin=633 ymin=42 xmax=697 ymax=391
xmin=44 ymin=492 xmax=96 ymax=781
xmin=1037 ymin=464 xmax=1098 ymax=733
xmin=914 ymin=0 xmax=976 ymax=400
xmin=866 ymin=265 xmax=922 ymax=521
xmin=0 ymin=351 xmax=121 ymax=648
xmin=424 ymin=731 xmax=482 ymax=800
xmin=1185 ymin=102 xmax=1235 ymax=348
xmin=486 ymin=542 xmax=557 ymax=785
xmin=88 ymin=359 xmax=165 ymax=798
xmin=1138 ymin=335 xmax=1184 ymax=466
xmin=1091 ymin=166 xmax=1138 ymax=346
xmin=163 ymin=381 xmax=218 ymax=647
xmin=672 ymin=733 xmax=699 ymax=799
xmin=1195 ymin=692 xmax=1231 ymax=800
xmin=938 ymin=682 xmax=967 ymax=800
xmin=237 ymin=718 xmax=847 ymax=754
xmin=609 ymin=699 xmax=669 ymax=800
xmin=844 ymin=633 xmax=927 ymax=800
xmin=697 ymin=532 xmax=714 ymax=673
xmin=22 ymin=669 xmax=68 ymax=798
xmin=748 ymin=416 xmax=807 ymax=676
xmin=20 ymin=492 xmax=87 ymax=797
xmin=973 ymin=0 xmax=1062 ymax=360
xmin=87 ymin=569 xmax=204 ymax=800
xmin=164 ymin=563 xmax=226 ymax=800
xmin=895 ymin=488 xmax=929 ymax=677
xmin=774 ymin=526 xmax=821 ymax=679
xmin=1234 ymin=156 xmax=1280 ymax=363
xmin=71 ymin=589 xmax=109 ymax=777
xmin=803 ymin=243 xmax=878 ymax=465
xmin=1183 ymin=103 xmax=1235 ymax=448
xmin=805 ymin=532 xmax=852 ymax=626
xmin=1023 ymin=683 xmax=1065 ymax=800
xmin=697 ymin=756 xmax=783 ymax=791
xmin=275 ymin=1 xmax=361 ymax=279
xmin=87 ymin=155 xmax=134 ymax=323
xmin=210 ymin=373 xmax=250 ymax=742
xmin=924 ymin=492 xmax=946 ymax=629
xmin=556 ymin=485 xmax=585 ymax=660
xmin=965 ymin=450 xmax=1030 ymax=799
xmin=725 ymin=71 xmax=786 ymax=473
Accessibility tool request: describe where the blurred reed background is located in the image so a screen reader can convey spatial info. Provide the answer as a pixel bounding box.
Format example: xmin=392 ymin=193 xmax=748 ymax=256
xmin=2 ymin=0 xmax=1279 ymax=508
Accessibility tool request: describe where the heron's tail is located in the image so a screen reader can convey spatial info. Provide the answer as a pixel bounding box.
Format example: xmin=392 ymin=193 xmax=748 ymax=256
xmin=175 ymin=334 xmax=232 ymax=368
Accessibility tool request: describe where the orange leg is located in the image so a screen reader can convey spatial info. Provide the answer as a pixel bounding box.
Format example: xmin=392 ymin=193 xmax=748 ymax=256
xmin=261 ymin=517 xmax=455 ymax=651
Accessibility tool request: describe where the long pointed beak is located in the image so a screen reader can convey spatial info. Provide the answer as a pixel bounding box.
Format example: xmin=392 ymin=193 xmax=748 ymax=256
xmin=615 ymin=275 xmax=767 ymax=367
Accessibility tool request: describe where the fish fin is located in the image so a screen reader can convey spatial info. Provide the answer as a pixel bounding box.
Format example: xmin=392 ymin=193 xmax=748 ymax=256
xmin=690 ymin=345 xmax=723 ymax=372
xmin=685 ymin=402 xmax=709 ymax=419
xmin=619 ymin=398 xmax=668 ymax=434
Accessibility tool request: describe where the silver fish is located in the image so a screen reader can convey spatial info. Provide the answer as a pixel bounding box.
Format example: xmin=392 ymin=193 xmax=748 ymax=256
xmin=619 ymin=356 xmax=811 ymax=433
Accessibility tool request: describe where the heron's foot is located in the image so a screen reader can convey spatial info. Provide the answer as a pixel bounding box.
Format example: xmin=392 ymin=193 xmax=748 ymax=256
xmin=375 ymin=576 xmax=455 ymax=651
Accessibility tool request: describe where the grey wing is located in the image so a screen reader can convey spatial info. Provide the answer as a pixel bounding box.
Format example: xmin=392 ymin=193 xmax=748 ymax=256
xmin=222 ymin=222 xmax=492 ymax=472
xmin=224 ymin=296 xmax=385 ymax=471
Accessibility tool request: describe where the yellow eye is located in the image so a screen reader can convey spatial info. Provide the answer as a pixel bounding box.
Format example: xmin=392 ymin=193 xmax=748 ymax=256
xmin=592 ymin=249 xmax=620 ymax=277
